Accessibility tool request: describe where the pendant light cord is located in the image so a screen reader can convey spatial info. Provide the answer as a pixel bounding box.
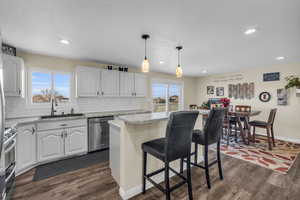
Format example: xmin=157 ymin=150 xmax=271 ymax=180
xmin=178 ymin=49 xmax=180 ymax=67
xmin=144 ymin=38 xmax=147 ymax=59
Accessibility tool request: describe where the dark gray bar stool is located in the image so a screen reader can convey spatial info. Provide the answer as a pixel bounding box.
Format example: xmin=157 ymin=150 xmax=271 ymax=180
xmin=142 ymin=111 xmax=199 ymax=200
xmin=181 ymin=108 xmax=225 ymax=189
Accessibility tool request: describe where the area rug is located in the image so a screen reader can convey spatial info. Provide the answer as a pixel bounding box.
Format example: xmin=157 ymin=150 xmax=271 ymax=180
xmin=219 ymin=135 xmax=300 ymax=174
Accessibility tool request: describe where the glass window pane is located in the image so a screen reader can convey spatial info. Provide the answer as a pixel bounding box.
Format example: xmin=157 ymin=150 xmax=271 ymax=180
xmin=152 ymin=83 xmax=167 ymax=112
xmin=168 ymin=84 xmax=181 ymax=111
xmin=32 ymin=72 xmax=52 ymax=103
xmin=54 ymin=74 xmax=71 ymax=102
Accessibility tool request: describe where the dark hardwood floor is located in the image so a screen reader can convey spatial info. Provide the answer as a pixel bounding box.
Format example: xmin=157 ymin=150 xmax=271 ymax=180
xmin=12 ymin=153 xmax=300 ymax=200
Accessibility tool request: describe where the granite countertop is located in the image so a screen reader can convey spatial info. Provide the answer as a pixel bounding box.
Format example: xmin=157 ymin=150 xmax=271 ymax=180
xmin=5 ymin=109 xmax=151 ymax=128
xmin=117 ymin=112 xmax=170 ymax=125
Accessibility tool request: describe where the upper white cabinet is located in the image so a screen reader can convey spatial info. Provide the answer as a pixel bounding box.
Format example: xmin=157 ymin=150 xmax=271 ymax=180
xmin=65 ymin=126 xmax=87 ymax=156
xmin=134 ymin=73 xmax=147 ymax=97
xmin=120 ymin=72 xmax=135 ymax=97
xmin=2 ymin=54 xmax=24 ymax=97
xmin=76 ymin=66 xmax=100 ymax=97
xmin=16 ymin=124 xmax=36 ymax=173
xmin=101 ymin=70 xmax=119 ymax=97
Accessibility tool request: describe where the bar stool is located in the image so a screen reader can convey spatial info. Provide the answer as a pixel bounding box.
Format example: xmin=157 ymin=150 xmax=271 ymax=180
xmin=142 ymin=111 xmax=199 ymax=200
xmin=181 ymin=108 xmax=225 ymax=189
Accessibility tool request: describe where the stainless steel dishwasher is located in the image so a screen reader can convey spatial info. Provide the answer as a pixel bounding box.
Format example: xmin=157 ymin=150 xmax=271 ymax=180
xmin=88 ymin=116 xmax=114 ymax=152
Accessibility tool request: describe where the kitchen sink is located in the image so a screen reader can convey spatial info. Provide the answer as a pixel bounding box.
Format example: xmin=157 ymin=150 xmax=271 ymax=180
xmin=40 ymin=113 xmax=84 ymax=119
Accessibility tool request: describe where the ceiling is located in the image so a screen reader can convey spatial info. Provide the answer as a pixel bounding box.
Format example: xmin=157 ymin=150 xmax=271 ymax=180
xmin=0 ymin=0 xmax=299 ymax=77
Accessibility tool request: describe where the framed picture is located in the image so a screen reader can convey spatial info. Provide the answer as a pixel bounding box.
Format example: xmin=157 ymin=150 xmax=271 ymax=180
xmin=207 ymin=86 xmax=214 ymax=95
xmin=277 ymin=89 xmax=287 ymax=105
xmin=216 ymin=87 xmax=224 ymax=96
xmin=263 ymin=72 xmax=280 ymax=82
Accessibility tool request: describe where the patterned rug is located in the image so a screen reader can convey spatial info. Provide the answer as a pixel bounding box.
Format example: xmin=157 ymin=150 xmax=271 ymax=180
xmin=219 ymin=135 xmax=300 ymax=174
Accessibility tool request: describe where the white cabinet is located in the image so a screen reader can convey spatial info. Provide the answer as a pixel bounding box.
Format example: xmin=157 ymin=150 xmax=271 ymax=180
xmin=134 ymin=73 xmax=147 ymax=97
xmin=65 ymin=126 xmax=87 ymax=156
xmin=2 ymin=54 xmax=24 ymax=97
xmin=37 ymin=129 xmax=64 ymax=162
xmin=120 ymin=72 xmax=135 ymax=97
xmin=76 ymin=66 xmax=100 ymax=97
xmin=16 ymin=124 xmax=36 ymax=173
xmin=101 ymin=70 xmax=119 ymax=97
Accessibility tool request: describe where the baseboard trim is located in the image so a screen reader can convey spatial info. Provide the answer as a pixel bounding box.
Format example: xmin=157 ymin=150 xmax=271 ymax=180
xmin=255 ymin=133 xmax=300 ymax=144
xmin=119 ymin=158 xmax=204 ymax=200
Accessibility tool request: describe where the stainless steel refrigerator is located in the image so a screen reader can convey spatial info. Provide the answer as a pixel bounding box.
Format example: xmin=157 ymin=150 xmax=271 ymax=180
xmin=0 ymin=32 xmax=6 ymax=200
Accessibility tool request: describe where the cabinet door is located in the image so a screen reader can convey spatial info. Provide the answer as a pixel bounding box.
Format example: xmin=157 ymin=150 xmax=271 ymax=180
xmin=119 ymin=72 xmax=134 ymax=97
xmin=37 ymin=129 xmax=64 ymax=162
xmin=101 ymin=70 xmax=120 ymax=97
xmin=76 ymin=66 xmax=100 ymax=97
xmin=2 ymin=54 xmax=23 ymax=96
xmin=16 ymin=124 xmax=36 ymax=172
xmin=134 ymin=73 xmax=147 ymax=97
xmin=65 ymin=126 xmax=87 ymax=156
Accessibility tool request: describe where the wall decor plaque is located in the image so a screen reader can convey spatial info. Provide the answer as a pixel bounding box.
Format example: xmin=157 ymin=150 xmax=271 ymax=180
xmin=216 ymin=87 xmax=224 ymax=96
xmin=207 ymin=86 xmax=214 ymax=95
xmin=263 ymin=72 xmax=280 ymax=82
xmin=277 ymin=89 xmax=287 ymax=105
xmin=259 ymin=92 xmax=271 ymax=102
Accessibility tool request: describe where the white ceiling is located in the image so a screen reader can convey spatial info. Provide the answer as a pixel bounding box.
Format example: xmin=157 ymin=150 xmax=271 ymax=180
xmin=0 ymin=0 xmax=299 ymax=77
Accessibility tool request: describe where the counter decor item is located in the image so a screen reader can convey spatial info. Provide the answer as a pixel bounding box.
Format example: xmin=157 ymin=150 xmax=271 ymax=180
xmin=200 ymin=101 xmax=210 ymax=109
xmin=220 ymin=98 xmax=230 ymax=107
xmin=285 ymin=76 xmax=300 ymax=91
xmin=259 ymin=92 xmax=271 ymax=102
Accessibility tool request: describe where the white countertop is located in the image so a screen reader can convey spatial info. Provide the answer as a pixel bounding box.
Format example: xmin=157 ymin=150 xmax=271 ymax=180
xmin=117 ymin=112 xmax=170 ymax=125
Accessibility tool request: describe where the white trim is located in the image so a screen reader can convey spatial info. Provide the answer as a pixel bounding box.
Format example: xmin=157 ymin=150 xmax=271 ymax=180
xmin=119 ymin=158 xmax=204 ymax=200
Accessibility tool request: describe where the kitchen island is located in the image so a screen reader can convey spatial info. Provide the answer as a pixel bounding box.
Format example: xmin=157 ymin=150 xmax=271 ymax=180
xmin=109 ymin=111 xmax=204 ymax=199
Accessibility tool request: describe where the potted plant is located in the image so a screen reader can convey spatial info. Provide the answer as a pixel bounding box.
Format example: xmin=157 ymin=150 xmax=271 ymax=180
xmin=285 ymin=76 xmax=300 ymax=93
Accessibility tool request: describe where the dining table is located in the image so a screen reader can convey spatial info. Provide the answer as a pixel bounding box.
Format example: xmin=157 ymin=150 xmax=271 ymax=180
xmin=199 ymin=109 xmax=262 ymax=145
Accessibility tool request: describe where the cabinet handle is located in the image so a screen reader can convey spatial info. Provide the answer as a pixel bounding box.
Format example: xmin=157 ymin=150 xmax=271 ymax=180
xmin=101 ymin=91 xmax=104 ymax=95
xmin=61 ymin=132 xmax=64 ymax=138
xmin=64 ymin=132 xmax=68 ymax=138
xmin=18 ymin=89 xmax=21 ymax=95
xmin=97 ymin=91 xmax=100 ymax=96
xmin=32 ymin=127 xmax=35 ymax=134
xmin=60 ymin=124 xmax=67 ymax=127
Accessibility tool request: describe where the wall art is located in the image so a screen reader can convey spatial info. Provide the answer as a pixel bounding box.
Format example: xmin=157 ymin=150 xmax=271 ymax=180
xmin=277 ymin=89 xmax=288 ymax=105
xmin=207 ymin=86 xmax=214 ymax=95
xmin=263 ymin=72 xmax=280 ymax=82
xmin=259 ymin=92 xmax=271 ymax=102
xmin=228 ymin=82 xmax=255 ymax=100
xmin=216 ymin=87 xmax=224 ymax=96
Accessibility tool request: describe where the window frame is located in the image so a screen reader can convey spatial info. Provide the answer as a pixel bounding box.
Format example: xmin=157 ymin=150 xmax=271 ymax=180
xmin=27 ymin=67 xmax=74 ymax=107
xmin=151 ymin=78 xmax=184 ymax=112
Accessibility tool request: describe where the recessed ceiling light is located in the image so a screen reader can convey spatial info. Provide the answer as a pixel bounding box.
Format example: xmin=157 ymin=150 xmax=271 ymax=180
xmin=244 ymin=28 xmax=257 ymax=35
xmin=159 ymin=61 xmax=164 ymax=64
xmin=202 ymin=70 xmax=207 ymax=74
xmin=60 ymin=39 xmax=70 ymax=45
xmin=276 ymin=56 xmax=285 ymax=60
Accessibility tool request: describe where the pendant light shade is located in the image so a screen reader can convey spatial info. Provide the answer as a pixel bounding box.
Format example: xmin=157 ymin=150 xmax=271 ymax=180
xmin=176 ymin=46 xmax=183 ymax=78
xmin=141 ymin=34 xmax=150 ymax=73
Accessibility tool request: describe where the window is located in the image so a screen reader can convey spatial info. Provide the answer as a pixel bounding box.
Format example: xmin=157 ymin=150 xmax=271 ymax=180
xmin=152 ymin=80 xmax=183 ymax=112
xmin=30 ymin=70 xmax=71 ymax=104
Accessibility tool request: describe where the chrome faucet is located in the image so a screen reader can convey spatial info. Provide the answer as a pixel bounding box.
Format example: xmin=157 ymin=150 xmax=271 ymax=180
xmin=51 ymin=97 xmax=58 ymax=116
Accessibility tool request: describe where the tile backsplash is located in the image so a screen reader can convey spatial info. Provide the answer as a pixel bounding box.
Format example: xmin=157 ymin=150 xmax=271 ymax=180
xmin=5 ymin=96 xmax=149 ymax=118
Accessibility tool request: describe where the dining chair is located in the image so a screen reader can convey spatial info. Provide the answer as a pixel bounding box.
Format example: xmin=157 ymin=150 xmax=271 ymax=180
xmin=249 ymin=108 xmax=277 ymax=150
xmin=181 ymin=108 xmax=226 ymax=189
xmin=142 ymin=111 xmax=199 ymax=200
xmin=223 ymin=108 xmax=238 ymax=145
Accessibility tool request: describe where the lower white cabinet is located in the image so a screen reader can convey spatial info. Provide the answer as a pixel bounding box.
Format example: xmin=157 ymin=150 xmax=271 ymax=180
xmin=65 ymin=127 xmax=87 ymax=156
xmin=16 ymin=124 xmax=36 ymax=173
xmin=37 ymin=129 xmax=65 ymax=162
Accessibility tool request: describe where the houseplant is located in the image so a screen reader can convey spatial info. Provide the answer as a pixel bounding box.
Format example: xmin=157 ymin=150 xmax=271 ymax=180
xmin=285 ymin=76 xmax=300 ymax=93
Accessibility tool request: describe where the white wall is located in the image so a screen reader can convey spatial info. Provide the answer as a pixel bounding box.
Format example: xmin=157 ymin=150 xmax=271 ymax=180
xmin=5 ymin=51 xmax=197 ymax=118
xmin=196 ymin=63 xmax=300 ymax=141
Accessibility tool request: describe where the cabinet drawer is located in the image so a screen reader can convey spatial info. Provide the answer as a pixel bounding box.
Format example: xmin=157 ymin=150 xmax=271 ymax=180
xmin=37 ymin=119 xmax=87 ymax=131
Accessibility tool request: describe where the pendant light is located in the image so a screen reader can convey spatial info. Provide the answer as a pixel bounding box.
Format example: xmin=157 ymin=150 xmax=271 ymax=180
xmin=176 ymin=46 xmax=183 ymax=78
xmin=141 ymin=34 xmax=150 ymax=73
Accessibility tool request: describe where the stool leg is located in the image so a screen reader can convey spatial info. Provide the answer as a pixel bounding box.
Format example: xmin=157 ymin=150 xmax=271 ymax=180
xmin=142 ymin=151 xmax=147 ymax=194
xmin=271 ymin=126 xmax=276 ymax=147
xmin=266 ymin=127 xmax=272 ymax=151
xmin=187 ymin=155 xmax=193 ymax=200
xmin=204 ymin=144 xmax=211 ymax=189
xmin=180 ymin=158 xmax=184 ymax=174
xmin=194 ymin=143 xmax=198 ymax=164
xmin=252 ymin=126 xmax=256 ymax=143
xmin=165 ymin=162 xmax=171 ymax=200
xmin=217 ymin=140 xmax=223 ymax=180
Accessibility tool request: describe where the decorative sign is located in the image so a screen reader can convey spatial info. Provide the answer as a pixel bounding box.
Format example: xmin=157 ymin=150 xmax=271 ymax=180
xmin=259 ymin=92 xmax=271 ymax=102
xmin=207 ymin=86 xmax=214 ymax=95
xmin=213 ymin=74 xmax=243 ymax=83
xmin=277 ymin=89 xmax=287 ymax=105
xmin=1 ymin=43 xmax=16 ymax=56
xmin=216 ymin=87 xmax=224 ymax=96
xmin=263 ymin=72 xmax=280 ymax=82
